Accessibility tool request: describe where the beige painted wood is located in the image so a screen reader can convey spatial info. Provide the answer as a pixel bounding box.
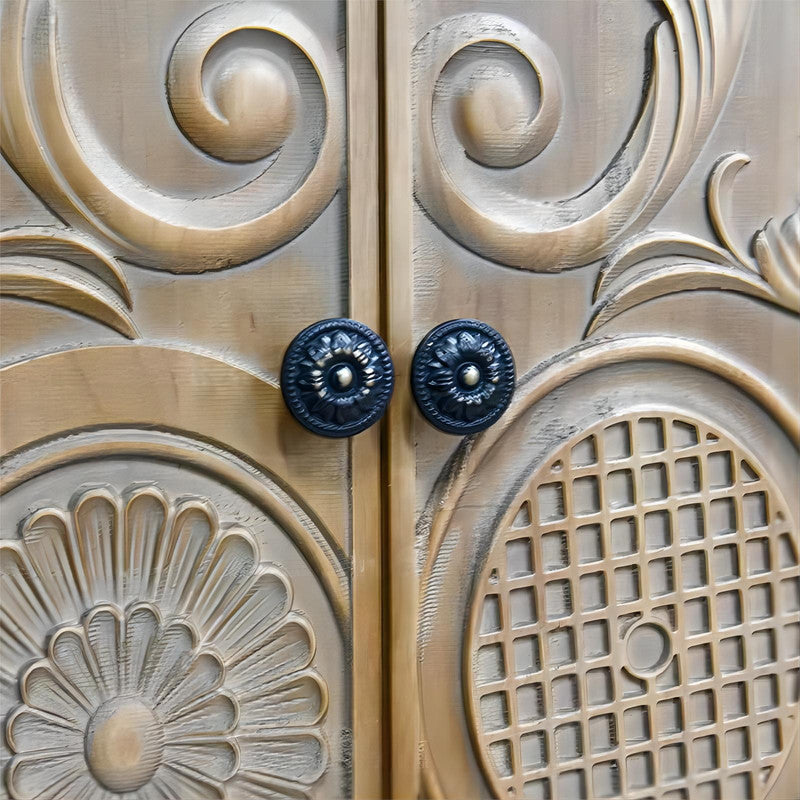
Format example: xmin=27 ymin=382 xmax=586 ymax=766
xmin=2 ymin=2 xmax=799 ymax=799
xmin=383 ymin=1 xmax=421 ymax=798
xmin=1 ymin=2 xmax=382 ymax=799
xmin=385 ymin=2 xmax=800 ymax=799
xmin=347 ymin=1 xmax=385 ymax=797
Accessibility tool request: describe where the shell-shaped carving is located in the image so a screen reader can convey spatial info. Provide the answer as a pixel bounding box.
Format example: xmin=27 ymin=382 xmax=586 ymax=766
xmin=1 ymin=486 xmax=329 ymax=800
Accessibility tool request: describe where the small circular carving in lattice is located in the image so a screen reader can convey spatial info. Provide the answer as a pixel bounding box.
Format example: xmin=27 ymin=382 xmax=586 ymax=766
xmin=467 ymin=412 xmax=799 ymax=800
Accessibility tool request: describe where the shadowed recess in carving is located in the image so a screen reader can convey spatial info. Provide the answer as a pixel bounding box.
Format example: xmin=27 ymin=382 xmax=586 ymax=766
xmin=0 ymin=226 xmax=137 ymax=338
xmin=413 ymin=2 xmax=752 ymax=271
xmin=587 ymin=153 xmax=800 ymax=336
xmin=1 ymin=486 xmax=329 ymax=800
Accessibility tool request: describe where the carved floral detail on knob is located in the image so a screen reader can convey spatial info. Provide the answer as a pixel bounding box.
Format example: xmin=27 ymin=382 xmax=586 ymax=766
xmin=281 ymin=319 xmax=395 ymax=438
xmin=1 ymin=487 xmax=328 ymax=800
xmin=412 ymin=320 xmax=515 ymax=435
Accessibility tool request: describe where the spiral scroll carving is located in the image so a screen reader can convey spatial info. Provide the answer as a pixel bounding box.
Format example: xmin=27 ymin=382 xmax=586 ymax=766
xmin=414 ymin=3 xmax=752 ymax=272
xmin=0 ymin=1 xmax=343 ymax=272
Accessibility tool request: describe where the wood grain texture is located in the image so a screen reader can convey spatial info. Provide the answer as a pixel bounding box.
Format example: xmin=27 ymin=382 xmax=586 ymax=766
xmin=1 ymin=2 xmax=362 ymax=797
xmin=383 ymin=0 xmax=421 ymax=796
xmin=347 ymin=1 xmax=384 ymax=797
xmin=399 ymin=2 xmax=800 ymax=799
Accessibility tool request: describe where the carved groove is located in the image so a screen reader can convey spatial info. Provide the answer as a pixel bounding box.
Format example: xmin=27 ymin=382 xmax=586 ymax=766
xmin=0 ymin=1 xmax=344 ymax=272
xmin=587 ymin=154 xmax=800 ymax=335
xmin=467 ymin=412 xmax=799 ymax=799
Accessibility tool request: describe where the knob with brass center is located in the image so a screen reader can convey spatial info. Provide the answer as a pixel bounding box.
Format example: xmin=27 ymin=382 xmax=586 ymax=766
xmin=459 ymin=364 xmax=481 ymax=387
xmin=85 ymin=699 xmax=164 ymax=793
xmin=331 ymin=365 xmax=354 ymax=390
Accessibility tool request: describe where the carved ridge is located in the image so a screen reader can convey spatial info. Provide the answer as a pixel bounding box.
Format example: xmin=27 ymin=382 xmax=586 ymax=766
xmin=587 ymin=153 xmax=800 ymax=335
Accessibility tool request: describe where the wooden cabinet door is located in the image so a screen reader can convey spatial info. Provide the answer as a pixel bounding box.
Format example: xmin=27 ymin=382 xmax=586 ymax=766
xmin=1 ymin=2 xmax=382 ymax=798
xmin=384 ymin=2 xmax=800 ymax=799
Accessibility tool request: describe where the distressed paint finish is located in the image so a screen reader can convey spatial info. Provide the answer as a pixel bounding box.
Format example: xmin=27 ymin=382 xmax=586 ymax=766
xmin=386 ymin=1 xmax=800 ymax=799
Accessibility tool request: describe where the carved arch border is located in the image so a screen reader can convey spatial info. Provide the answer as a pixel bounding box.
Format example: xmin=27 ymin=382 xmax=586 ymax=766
xmin=1 ymin=345 xmax=349 ymax=628
xmin=418 ymin=334 xmax=800 ymax=799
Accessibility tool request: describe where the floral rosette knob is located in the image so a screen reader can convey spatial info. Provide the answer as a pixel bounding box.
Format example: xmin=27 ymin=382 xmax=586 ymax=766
xmin=411 ymin=319 xmax=515 ymax=435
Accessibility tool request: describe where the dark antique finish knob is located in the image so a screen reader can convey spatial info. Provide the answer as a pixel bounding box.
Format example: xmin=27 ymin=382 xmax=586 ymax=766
xmin=281 ymin=318 xmax=394 ymax=437
xmin=411 ymin=319 xmax=515 ymax=435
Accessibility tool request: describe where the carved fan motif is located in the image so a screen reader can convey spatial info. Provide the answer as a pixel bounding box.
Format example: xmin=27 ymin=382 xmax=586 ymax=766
xmin=1 ymin=486 xmax=329 ymax=800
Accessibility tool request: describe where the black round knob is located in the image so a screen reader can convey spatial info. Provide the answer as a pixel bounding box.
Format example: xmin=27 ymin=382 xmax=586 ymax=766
xmin=281 ymin=318 xmax=394 ymax=437
xmin=411 ymin=319 xmax=515 ymax=435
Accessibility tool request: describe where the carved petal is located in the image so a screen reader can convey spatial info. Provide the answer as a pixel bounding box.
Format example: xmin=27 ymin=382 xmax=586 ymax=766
xmin=187 ymin=529 xmax=259 ymax=631
xmin=237 ymin=731 xmax=328 ymax=785
xmin=21 ymin=510 xmax=86 ymax=620
xmin=19 ymin=662 xmax=89 ymax=726
xmin=151 ymin=762 xmax=226 ymax=799
xmin=0 ymin=543 xmax=53 ymax=658
xmin=227 ymin=774 xmax=311 ymax=799
xmin=123 ymin=603 xmax=161 ymax=694
xmin=154 ymin=502 xmax=216 ymax=614
xmin=208 ymin=568 xmax=292 ymax=662
xmin=124 ymin=488 xmax=169 ymax=600
xmin=84 ymin=605 xmax=123 ymax=699
xmin=165 ymin=691 xmax=239 ymax=737
xmin=156 ymin=652 xmax=224 ymax=716
xmin=5 ymin=752 xmax=94 ymax=800
xmin=5 ymin=706 xmax=83 ymax=752
xmin=48 ymin=626 xmax=103 ymax=709
xmin=73 ymin=490 xmax=121 ymax=605
xmin=237 ymin=669 xmax=328 ymax=728
xmin=163 ymin=739 xmax=240 ymax=783
xmin=585 ymin=262 xmax=778 ymax=336
xmin=228 ymin=615 xmax=315 ymax=692
xmin=140 ymin=620 xmax=196 ymax=704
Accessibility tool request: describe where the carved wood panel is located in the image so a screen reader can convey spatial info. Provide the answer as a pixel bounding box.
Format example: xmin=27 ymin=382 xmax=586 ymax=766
xmin=384 ymin=1 xmax=799 ymax=798
xmin=1 ymin=1 xmax=381 ymax=798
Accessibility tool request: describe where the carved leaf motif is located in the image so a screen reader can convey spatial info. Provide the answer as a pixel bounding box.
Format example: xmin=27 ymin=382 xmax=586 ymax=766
xmin=1 ymin=486 xmax=329 ymax=800
xmin=0 ymin=226 xmax=137 ymax=338
xmin=754 ymin=211 xmax=800 ymax=313
xmin=586 ymin=154 xmax=800 ymax=336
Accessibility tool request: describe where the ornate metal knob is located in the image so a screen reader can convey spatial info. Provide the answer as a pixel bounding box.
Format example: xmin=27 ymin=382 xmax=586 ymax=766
xmin=411 ymin=319 xmax=515 ymax=435
xmin=281 ymin=318 xmax=394 ymax=437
